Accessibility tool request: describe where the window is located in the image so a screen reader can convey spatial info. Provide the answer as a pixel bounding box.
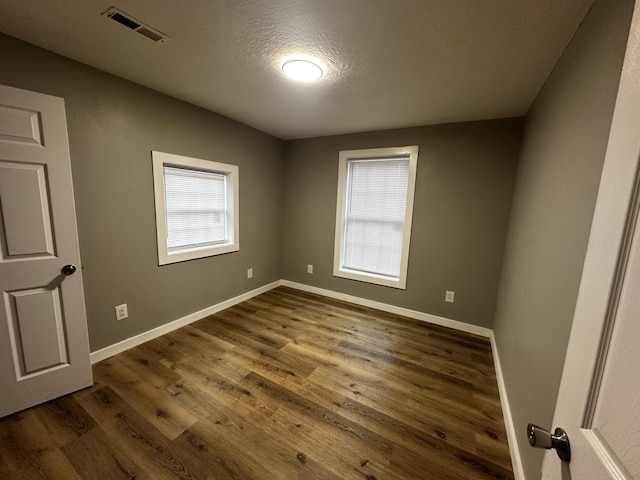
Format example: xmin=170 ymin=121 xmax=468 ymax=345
xmin=333 ymin=146 xmax=418 ymax=289
xmin=152 ymin=151 xmax=239 ymax=265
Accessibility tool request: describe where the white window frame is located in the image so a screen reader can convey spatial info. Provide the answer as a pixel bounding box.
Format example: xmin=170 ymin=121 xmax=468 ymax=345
xmin=152 ymin=151 xmax=239 ymax=265
xmin=333 ymin=145 xmax=418 ymax=289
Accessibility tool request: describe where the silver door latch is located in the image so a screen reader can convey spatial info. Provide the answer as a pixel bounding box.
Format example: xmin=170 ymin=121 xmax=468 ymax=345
xmin=527 ymin=423 xmax=571 ymax=462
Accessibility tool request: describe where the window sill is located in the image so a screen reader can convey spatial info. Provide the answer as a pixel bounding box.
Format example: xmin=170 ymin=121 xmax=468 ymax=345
xmin=333 ymin=267 xmax=406 ymax=289
xmin=159 ymin=242 xmax=239 ymax=265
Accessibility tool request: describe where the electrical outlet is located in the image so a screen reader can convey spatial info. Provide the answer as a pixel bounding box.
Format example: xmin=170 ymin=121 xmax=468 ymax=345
xmin=307 ymin=264 xmax=313 ymax=274
xmin=115 ymin=303 xmax=128 ymax=321
xmin=445 ymin=291 xmax=455 ymax=303
xmin=247 ymin=268 xmax=253 ymax=279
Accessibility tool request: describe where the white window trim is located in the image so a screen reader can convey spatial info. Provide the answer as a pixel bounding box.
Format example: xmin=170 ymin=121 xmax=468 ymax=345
xmin=152 ymin=151 xmax=239 ymax=265
xmin=333 ymin=145 xmax=418 ymax=289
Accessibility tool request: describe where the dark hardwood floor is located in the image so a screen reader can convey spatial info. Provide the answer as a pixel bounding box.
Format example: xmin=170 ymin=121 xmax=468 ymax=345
xmin=0 ymin=286 xmax=514 ymax=479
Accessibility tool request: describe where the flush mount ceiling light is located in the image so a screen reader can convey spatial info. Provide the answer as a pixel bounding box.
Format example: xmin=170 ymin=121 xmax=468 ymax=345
xmin=281 ymin=56 xmax=325 ymax=83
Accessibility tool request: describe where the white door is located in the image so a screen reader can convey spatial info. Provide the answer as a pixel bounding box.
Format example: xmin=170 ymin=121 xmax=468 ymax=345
xmin=540 ymin=3 xmax=640 ymax=479
xmin=0 ymin=84 xmax=92 ymax=417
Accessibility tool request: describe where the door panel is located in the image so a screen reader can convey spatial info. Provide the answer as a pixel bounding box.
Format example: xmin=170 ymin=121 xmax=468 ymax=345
xmin=588 ymin=226 xmax=640 ymax=477
xmin=6 ymin=286 xmax=69 ymax=376
xmin=0 ymin=84 xmax=92 ymax=418
xmin=0 ymin=162 xmax=55 ymax=257
xmin=0 ymin=104 xmax=43 ymax=145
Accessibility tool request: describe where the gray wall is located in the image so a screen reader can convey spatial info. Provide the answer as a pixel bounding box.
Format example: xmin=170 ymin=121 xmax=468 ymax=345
xmin=492 ymin=0 xmax=634 ymax=477
xmin=0 ymin=34 xmax=284 ymax=351
xmin=282 ymin=120 xmax=522 ymax=328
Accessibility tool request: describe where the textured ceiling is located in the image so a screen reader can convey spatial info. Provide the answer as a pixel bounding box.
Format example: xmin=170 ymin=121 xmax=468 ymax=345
xmin=0 ymin=0 xmax=595 ymax=139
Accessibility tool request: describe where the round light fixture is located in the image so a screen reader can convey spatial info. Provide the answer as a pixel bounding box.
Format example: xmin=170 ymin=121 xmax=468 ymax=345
xmin=282 ymin=57 xmax=324 ymax=83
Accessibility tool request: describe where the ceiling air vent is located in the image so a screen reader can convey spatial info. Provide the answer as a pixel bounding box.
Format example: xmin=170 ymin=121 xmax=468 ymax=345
xmin=102 ymin=7 xmax=169 ymax=43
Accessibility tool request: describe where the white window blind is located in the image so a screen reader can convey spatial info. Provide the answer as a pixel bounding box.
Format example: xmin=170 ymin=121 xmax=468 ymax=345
xmin=163 ymin=166 xmax=228 ymax=253
xmin=152 ymin=151 xmax=239 ymax=265
xmin=334 ymin=145 xmax=417 ymax=289
xmin=343 ymin=157 xmax=409 ymax=278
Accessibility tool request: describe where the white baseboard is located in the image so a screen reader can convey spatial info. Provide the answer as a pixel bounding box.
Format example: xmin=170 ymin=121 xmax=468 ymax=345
xmin=90 ymin=280 xmax=282 ymax=364
xmin=490 ymin=332 xmax=525 ymax=480
xmin=281 ymin=280 xmax=492 ymax=338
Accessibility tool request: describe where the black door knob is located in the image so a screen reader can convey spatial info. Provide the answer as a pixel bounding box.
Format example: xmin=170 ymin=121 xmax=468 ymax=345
xmin=61 ymin=264 xmax=77 ymax=276
xmin=527 ymin=423 xmax=571 ymax=462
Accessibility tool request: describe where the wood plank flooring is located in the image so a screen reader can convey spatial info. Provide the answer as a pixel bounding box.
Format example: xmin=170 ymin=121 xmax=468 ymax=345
xmin=0 ymin=286 xmax=514 ymax=479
